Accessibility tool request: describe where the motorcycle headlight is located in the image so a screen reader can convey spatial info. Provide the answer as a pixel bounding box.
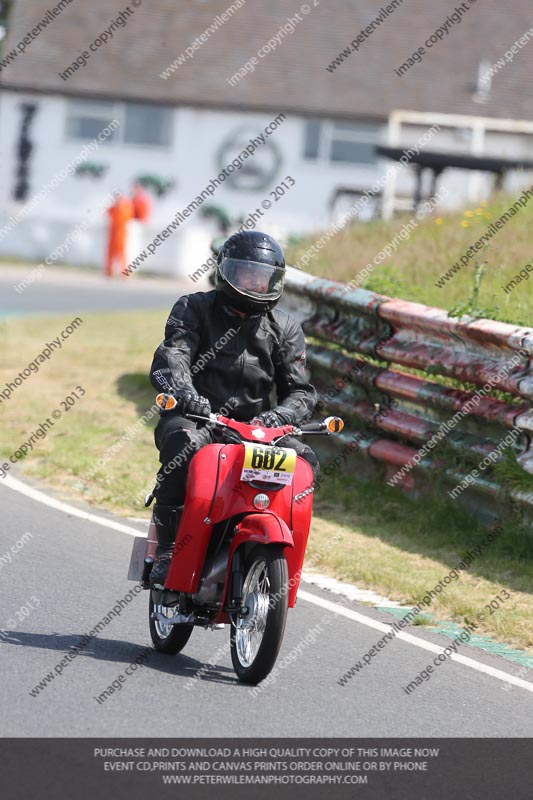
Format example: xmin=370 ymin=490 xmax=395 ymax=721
xmin=253 ymin=493 xmax=270 ymax=510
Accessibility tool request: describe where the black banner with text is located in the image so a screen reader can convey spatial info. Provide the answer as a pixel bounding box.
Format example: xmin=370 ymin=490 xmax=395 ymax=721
xmin=2 ymin=738 xmax=532 ymax=799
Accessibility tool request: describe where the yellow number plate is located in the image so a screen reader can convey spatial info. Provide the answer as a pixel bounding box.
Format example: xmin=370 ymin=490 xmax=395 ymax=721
xmin=241 ymin=443 xmax=297 ymax=485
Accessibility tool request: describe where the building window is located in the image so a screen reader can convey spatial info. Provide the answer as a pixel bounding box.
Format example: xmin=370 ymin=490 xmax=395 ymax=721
xmin=303 ymin=120 xmax=381 ymax=165
xmin=303 ymin=120 xmax=321 ymax=159
xmin=124 ymin=103 xmax=172 ymax=146
xmin=66 ymin=99 xmax=172 ymax=147
xmin=66 ymin=100 xmax=118 ymax=141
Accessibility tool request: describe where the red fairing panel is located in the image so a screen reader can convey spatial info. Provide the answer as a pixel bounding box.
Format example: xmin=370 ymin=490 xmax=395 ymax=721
xmin=165 ymin=443 xmax=226 ymax=593
xmin=286 ymin=457 xmax=314 ymax=607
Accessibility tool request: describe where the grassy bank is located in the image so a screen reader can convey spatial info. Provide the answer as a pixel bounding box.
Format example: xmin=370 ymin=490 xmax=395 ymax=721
xmin=286 ymin=193 xmax=533 ymax=327
xmin=1 ymin=309 xmax=532 ymax=654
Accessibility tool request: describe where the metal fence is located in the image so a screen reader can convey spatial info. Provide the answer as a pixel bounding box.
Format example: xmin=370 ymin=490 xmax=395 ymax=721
xmin=280 ymin=267 xmax=533 ymax=517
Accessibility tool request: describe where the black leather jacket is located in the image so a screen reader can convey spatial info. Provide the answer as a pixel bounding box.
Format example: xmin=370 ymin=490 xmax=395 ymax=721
xmin=150 ymin=290 xmax=317 ymax=423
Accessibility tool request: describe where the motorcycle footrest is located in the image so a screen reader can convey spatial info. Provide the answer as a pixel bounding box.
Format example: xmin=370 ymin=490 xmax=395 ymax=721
xmin=151 ymin=610 xmax=196 ymax=625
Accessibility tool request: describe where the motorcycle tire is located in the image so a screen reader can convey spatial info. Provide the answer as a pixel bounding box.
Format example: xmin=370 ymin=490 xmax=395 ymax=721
xmin=149 ymin=590 xmax=194 ymax=654
xmin=230 ymin=544 xmax=288 ymax=685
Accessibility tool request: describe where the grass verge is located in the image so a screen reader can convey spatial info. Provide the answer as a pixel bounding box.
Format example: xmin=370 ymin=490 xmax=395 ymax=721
xmin=311 ymin=474 xmax=533 ymax=654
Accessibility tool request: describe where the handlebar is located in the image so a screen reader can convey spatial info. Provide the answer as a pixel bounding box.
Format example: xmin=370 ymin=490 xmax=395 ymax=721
xmin=297 ymin=417 xmax=344 ymax=434
xmin=155 ymin=394 xmax=344 ymax=438
xmin=186 ymin=411 xmax=344 ymax=438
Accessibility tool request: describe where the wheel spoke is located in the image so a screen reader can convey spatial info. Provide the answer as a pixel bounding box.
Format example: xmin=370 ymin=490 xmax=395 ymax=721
xmin=155 ymin=603 xmax=174 ymax=639
xmin=235 ymin=558 xmax=273 ymax=668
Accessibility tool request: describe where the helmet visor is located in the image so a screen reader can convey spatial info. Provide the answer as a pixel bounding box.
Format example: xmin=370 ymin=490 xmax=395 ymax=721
xmin=219 ymin=258 xmax=285 ymax=301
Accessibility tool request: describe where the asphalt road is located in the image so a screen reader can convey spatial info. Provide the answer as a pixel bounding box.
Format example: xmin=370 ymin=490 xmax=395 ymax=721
xmin=1 ymin=477 xmax=532 ymax=737
xmin=0 ymin=265 xmax=204 ymax=316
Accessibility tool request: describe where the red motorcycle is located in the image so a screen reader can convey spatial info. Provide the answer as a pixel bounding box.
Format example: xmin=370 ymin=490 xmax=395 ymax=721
xmin=128 ymin=399 xmax=344 ymax=685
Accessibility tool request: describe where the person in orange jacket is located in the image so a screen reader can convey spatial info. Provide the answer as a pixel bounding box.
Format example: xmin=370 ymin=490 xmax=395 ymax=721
xmin=131 ymin=182 xmax=152 ymax=222
xmin=105 ymin=194 xmax=134 ymax=277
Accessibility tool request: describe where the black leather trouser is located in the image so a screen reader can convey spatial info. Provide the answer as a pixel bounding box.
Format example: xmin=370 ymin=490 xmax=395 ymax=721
xmin=153 ymin=414 xmax=319 ymax=506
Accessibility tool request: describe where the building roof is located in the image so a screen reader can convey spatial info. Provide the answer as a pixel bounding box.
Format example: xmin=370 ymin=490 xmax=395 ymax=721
xmin=1 ymin=0 xmax=533 ymax=121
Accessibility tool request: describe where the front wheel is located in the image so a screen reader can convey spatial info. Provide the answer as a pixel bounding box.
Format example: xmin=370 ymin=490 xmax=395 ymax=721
xmin=149 ymin=591 xmax=194 ymax=654
xmin=230 ymin=544 xmax=288 ymax=685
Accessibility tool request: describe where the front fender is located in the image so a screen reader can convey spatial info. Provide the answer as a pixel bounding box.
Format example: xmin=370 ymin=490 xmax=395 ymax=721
xmin=233 ymin=512 xmax=294 ymax=550
xmin=218 ymin=514 xmax=294 ymax=612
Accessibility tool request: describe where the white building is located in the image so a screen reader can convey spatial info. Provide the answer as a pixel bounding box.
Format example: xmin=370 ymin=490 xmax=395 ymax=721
xmin=1 ymin=0 xmax=533 ymax=275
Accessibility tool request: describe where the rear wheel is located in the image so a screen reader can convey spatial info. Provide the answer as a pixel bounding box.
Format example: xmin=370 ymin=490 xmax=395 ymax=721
xmin=230 ymin=545 xmax=288 ymax=685
xmin=149 ymin=591 xmax=194 ymax=654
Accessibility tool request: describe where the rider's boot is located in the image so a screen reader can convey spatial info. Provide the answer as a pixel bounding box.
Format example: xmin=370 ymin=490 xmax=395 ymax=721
xmin=149 ymin=504 xmax=183 ymax=588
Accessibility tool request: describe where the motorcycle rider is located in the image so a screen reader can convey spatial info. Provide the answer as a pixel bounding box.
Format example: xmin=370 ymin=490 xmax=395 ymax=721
xmin=148 ymin=230 xmax=319 ymax=587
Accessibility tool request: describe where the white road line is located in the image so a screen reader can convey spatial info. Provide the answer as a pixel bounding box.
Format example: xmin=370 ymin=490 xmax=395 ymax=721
xmin=302 ymin=570 xmax=403 ymax=607
xmin=4 ymin=475 xmax=533 ymax=693
xmin=298 ymin=590 xmax=533 ymax=693
xmin=2 ymin=475 xmax=143 ymax=537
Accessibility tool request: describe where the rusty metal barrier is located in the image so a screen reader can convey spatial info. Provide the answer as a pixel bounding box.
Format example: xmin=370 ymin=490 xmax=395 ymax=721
xmin=280 ymin=267 xmax=533 ymax=517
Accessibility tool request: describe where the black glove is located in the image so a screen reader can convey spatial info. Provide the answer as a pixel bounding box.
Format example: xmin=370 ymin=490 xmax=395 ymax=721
xmin=254 ymin=410 xmax=289 ymax=428
xmin=168 ymin=388 xmax=211 ymax=417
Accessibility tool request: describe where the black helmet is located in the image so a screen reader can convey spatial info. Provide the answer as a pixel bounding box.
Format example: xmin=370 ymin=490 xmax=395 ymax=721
xmin=215 ymin=230 xmax=286 ymax=314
